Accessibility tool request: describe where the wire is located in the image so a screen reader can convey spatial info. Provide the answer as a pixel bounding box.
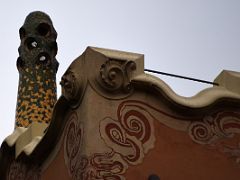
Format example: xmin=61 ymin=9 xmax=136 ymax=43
xmin=144 ymin=69 xmax=219 ymax=86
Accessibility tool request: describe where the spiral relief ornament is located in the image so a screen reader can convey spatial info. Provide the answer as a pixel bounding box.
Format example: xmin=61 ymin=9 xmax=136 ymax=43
xmin=60 ymin=70 xmax=82 ymax=108
xmin=64 ymin=112 xmax=127 ymax=179
xmin=188 ymin=118 xmax=214 ymax=144
xmin=188 ymin=112 xmax=240 ymax=145
xmin=99 ymin=60 xmax=136 ymax=93
xmin=188 ymin=111 xmax=240 ymax=164
xmin=100 ymin=100 xmax=156 ymax=166
xmin=64 ymin=112 xmax=83 ymax=176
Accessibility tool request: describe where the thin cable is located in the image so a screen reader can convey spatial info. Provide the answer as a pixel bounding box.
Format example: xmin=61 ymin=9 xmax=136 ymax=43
xmin=144 ymin=69 xmax=219 ymax=86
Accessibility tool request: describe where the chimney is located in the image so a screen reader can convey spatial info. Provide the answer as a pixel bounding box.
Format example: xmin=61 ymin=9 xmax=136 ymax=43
xmin=15 ymin=11 xmax=58 ymax=128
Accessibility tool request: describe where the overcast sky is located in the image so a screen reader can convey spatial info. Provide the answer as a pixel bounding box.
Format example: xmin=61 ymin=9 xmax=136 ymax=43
xmin=0 ymin=0 xmax=239 ymax=143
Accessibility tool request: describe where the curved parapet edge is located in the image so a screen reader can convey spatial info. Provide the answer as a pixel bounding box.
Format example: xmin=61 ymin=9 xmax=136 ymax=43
xmin=133 ymin=73 xmax=240 ymax=109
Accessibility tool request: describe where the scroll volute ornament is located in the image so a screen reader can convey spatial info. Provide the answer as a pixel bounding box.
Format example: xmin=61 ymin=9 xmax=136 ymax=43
xmin=60 ymin=59 xmax=87 ymax=109
xmin=60 ymin=70 xmax=81 ymax=109
xmin=60 ymin=47 xmax=142 ymax=106
xmin=99 ymin=59 xmax=136 ymax=93
xmin=84 ymin=47 xmax=144 ymax=100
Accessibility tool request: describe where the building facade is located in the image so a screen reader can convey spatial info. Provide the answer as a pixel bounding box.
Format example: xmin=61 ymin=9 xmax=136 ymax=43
xmin=1 ymin=46 xmax=240 ymax=180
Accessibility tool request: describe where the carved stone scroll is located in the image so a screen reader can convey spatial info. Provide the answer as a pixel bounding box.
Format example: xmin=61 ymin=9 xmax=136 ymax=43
xmin=99 ymin=59 xmax=136 ymax=93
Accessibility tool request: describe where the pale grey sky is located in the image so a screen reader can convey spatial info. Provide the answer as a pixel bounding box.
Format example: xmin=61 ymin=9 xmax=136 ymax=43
xmin=0 ymin=0 xmax=239 ymax=143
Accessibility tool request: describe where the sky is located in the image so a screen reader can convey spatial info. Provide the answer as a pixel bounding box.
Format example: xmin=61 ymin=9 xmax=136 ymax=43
xmin=0 ymin=0 xmax=239 ymax=143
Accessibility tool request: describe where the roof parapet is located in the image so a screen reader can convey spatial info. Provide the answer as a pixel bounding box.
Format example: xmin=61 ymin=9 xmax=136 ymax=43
xmin=214 ymin=70 xmax=240 ymax=95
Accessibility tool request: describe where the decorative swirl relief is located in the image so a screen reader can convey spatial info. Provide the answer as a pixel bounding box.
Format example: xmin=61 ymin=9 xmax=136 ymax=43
xmin=99 ymin=59 xmax=136 ymax=93
xmin=60 ymin=71 xmax=77 ymax=99
xmin=64 ymin=112 xmax=127 ymax=180
xmin=100 ymin=100 xmax=156 ymax=165
xmin=64 ymin=101 xmax=159 ymax=179
xmin=63 ymin=100 xmax=188 ymax=179
xmin=188 ymin=111 xmax=240 ymax=164
xmin=64 ymin=112 xmax=83 ymax=176
xmin=189 ymin=112 xmax=240 ymax=144
xmin=64 ymin=100 xmax=240 ymax=179
xmin=60 ymin=70 xmax=85 ymax=109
